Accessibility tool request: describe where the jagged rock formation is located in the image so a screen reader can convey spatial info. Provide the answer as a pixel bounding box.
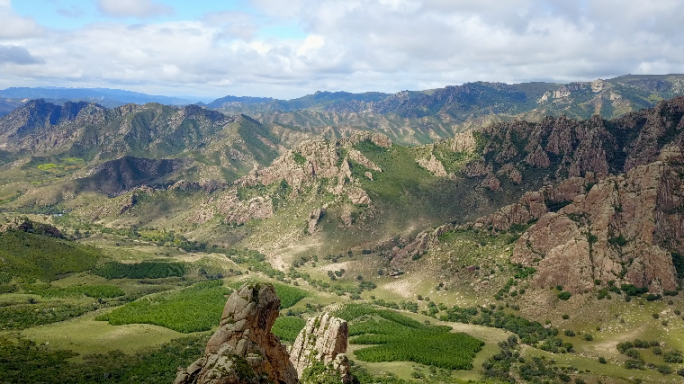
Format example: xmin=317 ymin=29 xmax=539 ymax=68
xmin=417 ymin=154 xmax=448 ymax=177
xmin=394 ymin=150 xmax=684 ymax=293
xmin=289 ymin=313 xmax=351 ymax=384
xmin=191 ymin=132 xmax=388 ymax=225
xmin=174 ymin=284 xmax=298 ymax=384
xmin=512 ymin=157 xmax=684 ymax=294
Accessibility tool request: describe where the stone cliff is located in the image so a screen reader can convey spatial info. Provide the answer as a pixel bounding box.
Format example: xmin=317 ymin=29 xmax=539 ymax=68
xmin=174 ymin=285 xmax=354 ymax=384
xmin=289 ymin=313 xmax=351 ymax=384
xmin=174 ymin=283 xmax=298 ymax=384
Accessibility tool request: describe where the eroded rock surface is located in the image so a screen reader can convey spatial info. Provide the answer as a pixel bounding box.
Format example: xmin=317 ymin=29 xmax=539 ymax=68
xmin=513 ymin=159 xmax=684 ymax=294
xmin=289 ymin=313 xmax=351 ymax=384
xmin=174 ymin=283 xmax=298 ymax=384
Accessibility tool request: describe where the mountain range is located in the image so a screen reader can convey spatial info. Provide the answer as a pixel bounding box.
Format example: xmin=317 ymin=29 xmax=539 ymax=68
xmin=2 ymin=75 xmax=684 ymax=384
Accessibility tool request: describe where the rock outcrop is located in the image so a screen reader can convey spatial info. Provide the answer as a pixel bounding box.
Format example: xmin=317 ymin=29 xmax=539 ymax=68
xmin=289 ymin=313 xmax=351 ymax=384
xmin=174 ymin=284 xmax=298 ymax=384
xmin=512 ymin=158 xmax=684 ymax=294
xmin=417 ymin=154 xmax=448 ymax=177
xmin=392 ymin=147 xmax=684 ymax=294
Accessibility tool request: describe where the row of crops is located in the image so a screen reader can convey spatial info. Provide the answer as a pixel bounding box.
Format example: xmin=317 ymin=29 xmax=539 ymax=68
xmin=336 ymin=304 xmax=484 ymax=370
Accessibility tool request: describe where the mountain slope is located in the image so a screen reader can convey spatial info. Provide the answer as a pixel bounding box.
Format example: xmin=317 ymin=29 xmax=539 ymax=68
xmin=388 ymin=96 xmax=684 ymax=297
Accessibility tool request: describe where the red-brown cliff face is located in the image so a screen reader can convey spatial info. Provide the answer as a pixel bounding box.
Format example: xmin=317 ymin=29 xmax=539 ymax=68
xmin=512 ymin=155 xmax=684 ymax=294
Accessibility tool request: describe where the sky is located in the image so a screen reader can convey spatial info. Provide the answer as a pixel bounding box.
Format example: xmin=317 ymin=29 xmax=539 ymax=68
xmin=0 ymin=0 xmax=683 ymax=100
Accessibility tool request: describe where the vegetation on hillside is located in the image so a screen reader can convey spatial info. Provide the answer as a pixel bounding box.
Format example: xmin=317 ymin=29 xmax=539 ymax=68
xmin=0 ymin=230 xmax=100 ymax=281
xmin=337 ymin=304 xmax=484 ymax=370
xmin=97 ymin=280 xmax=231 ymax=333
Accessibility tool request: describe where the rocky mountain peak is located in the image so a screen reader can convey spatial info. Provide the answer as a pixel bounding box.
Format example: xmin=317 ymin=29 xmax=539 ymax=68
xmin=174 ymin=283 xmax=298 ymax=384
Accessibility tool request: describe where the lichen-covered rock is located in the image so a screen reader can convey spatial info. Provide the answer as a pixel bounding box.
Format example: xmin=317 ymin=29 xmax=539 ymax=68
xmin=174 ymin=284 xmax=298 ymax=384
xmin=289 ymin=313 xmax=351 ymax=384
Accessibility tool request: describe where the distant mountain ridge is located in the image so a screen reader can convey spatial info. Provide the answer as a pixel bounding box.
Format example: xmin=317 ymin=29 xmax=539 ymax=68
xmin=0 ymin=87 xmax=200 ymax=109
xmin=208 ymin=74 xmax=684 ymax=122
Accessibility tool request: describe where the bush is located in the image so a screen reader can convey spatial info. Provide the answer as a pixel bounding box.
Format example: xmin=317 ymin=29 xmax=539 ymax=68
xmin=624 ymin=349 xmax=641 ymax=359
xmin=564 ymin=330 xmax=575 ymax=337
xmin=583 ymin=334 xmax=593 ymax=341
xmin=663 ymin=350 xmax=683 ymax=363
xmin=621 ymin=284 xmax=648 ymax=296
xmin=657 ymin=365 xmax=673 ymax=375
xmin=598 ymin=356 xmax=607 ymax=364
xmin=624 ymin=359 xmax=644 ymax=369
xmin=557 ymin=292 xmax=572 ymax=300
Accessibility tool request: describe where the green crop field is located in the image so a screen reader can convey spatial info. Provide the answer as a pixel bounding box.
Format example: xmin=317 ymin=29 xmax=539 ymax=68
xmin=0 ymin=301 xmax=98 ymax=331
xmin=337 ymin=304 xmax=484 ymax=370
xmin=271 ymin=316 xmax=306 ymax=342
xmin=0 ymin=334 xmax=207 ymax=384
xmin=97 ymin=280 xmax=231 ymax=333
xmin=93 ymin=261 xmax=186 ymax=279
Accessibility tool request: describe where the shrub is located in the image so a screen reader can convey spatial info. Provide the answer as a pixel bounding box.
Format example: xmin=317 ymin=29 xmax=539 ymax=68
xmin=657 ymin=365 xmax=673 ymax=375
xmin=562 ymin=314 xmax=570 ymax=320
xmin=624 ymin=349 xmax=641 ymax=359
xmin=557 ymin=292 xmax=572 ymax=300
xmin=663 ymin=350 xmax=683 ymax=363
xmin=564 ymin=330 xmax=576 ymax=337
xmin=598 ymin=356 xmax=607 ymax=364
xmin=583 ymin=334 xmax=593 ymax=341
xmin=624 ymin=359 xmax=644 ymax=369
xmin=621 ymin=284 xmax=648 ymax=296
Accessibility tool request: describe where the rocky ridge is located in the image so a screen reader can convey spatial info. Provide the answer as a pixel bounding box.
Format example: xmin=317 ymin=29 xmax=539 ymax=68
xmin=191 ymin=132 xmax=389 ymax=225
xmin=391 ymin=97 xmax=684 ymax=293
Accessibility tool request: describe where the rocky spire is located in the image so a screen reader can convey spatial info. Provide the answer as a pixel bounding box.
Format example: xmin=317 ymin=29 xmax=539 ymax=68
xmin=289 ymin=313 xmax=352 ymax=384
xmin=174 ymin=283 xmax=298 ymax=384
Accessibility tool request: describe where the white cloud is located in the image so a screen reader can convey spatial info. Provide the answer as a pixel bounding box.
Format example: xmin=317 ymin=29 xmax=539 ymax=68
xmin=97 ymin=0 xmax=174 ymax=19
xmin=297 ymin=35 xmax=324 ymax=57
xmin=0 ymin=44 xmax=42 ymax=65
xmin=0 ymin=0 xmax=43 ymax=39
xmin=0 ymin=0 xmax=684 ymax=98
